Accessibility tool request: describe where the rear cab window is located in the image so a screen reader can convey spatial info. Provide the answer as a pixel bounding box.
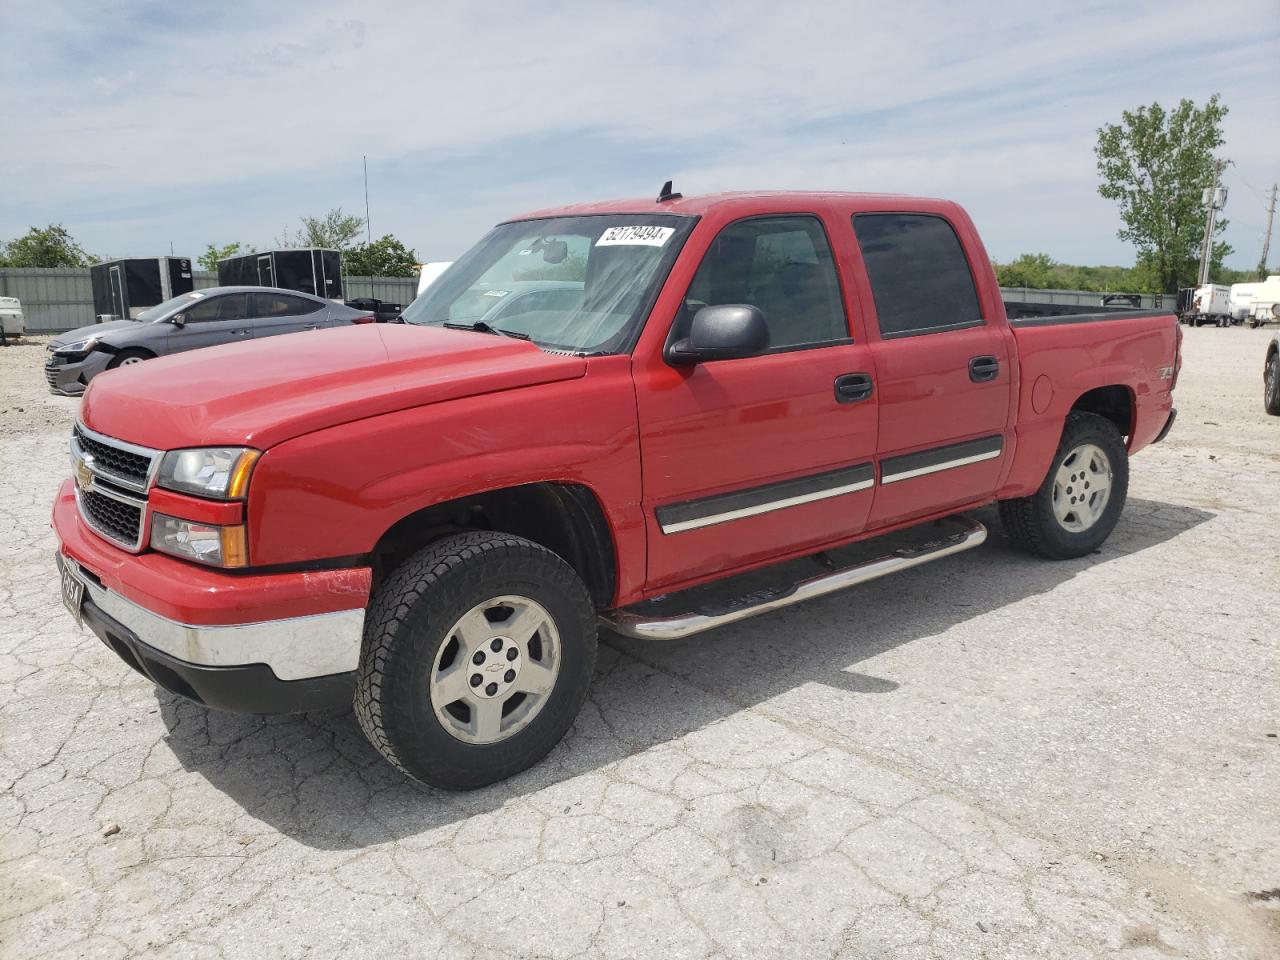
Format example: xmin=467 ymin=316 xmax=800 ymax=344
xmin=852 ymin=213 xmax=983 ymax=338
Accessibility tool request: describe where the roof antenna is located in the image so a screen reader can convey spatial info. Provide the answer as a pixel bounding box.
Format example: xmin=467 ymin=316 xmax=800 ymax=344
xmin=656 ymin=180 xmax=682 ymax=203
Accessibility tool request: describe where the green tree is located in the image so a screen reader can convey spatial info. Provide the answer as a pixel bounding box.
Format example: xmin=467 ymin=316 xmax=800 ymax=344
xmin=198 ymin=241 xmax=253 ymax=272
xmin=1095 ymin=95 xmax=1232 ymax=294
xmin=0 ymin=224 xmax=94 ymax=267
xmin=343 ymin=235 xmax=419 ymax=277
xmin=277 ymin=208 xmax=365 ymax=251
xmin=994 ymin=253 xmax=1056 ymax=288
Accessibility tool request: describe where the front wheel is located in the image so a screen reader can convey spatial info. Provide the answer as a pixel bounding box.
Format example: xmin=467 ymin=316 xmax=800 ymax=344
xmin=106 ymin=348 xmax=153 ymax=369
xmin=999 ymin=411 xmax=1129 ymax=560
xmin=1265 ymin=351 xmax=1280 ymax=416
xmin=354 ymin=531 xmax=597 ymax=789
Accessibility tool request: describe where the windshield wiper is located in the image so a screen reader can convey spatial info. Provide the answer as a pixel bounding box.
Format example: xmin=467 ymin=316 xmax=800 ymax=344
xmin=442 ymin=320 xmax=530 ymax=341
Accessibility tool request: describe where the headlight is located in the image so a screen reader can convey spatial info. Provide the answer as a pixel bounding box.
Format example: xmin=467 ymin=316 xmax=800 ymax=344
xmin=157 ymin=447 xmax=259 ymax=499
xmin=150 ymin=514 xmax=248 ymax=567
xmin=55 ymin=337 xmax=99 ymax=355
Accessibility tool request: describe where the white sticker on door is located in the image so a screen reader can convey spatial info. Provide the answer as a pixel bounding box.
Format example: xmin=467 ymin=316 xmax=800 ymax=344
xmin=595 ymin=225 xmax=675 ymax=247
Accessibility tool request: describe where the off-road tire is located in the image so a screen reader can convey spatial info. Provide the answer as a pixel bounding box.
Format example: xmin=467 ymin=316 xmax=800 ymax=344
xmin=354 ymin=531 xmax=597 ymax=789
xmin=1265 ymin=350 xmax=1280 ymax=416
xmin=106 ymin=348 xmax=154 ymax=369
xmin=999 ymin=411 xmax=1129 ymax=560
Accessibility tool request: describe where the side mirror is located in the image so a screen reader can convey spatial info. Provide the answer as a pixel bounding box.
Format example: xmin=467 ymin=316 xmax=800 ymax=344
xmin=541 ymin=239 xmax=568 ymax=264
xmin=668 ymin=304 xmax=769 ymax=363
xmin=170 ymin=313 xmax=186 ymax=328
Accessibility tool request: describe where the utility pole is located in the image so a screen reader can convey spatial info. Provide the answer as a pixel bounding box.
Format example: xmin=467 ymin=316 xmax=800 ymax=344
xmin=1197 ymin=157 xmax=1229 ymax=287
xmin=363 ymin=156 xmax=372 ymax=246
xmin=1260 ymin=183 xmax=1277 ymax=275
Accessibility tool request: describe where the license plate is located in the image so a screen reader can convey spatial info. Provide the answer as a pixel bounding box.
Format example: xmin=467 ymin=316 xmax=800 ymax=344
xmin=61 ymin=561 xmax=85 ymax=628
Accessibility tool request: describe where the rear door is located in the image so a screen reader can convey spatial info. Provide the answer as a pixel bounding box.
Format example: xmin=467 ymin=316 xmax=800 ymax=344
xmin=249 ymin=292 xmax=327 ymax=337
xmin=851 ymin=213 xmax=1013 ymax=527
xmin=635 ymin=213 xmax=879 ymax=592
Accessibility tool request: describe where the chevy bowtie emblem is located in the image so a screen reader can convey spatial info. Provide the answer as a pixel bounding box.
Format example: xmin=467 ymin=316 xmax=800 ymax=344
xmin=74 ymin=456 xmax=94 ymax=492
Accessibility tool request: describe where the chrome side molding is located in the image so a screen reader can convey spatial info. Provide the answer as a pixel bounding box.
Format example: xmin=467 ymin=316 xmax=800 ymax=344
xmin=601 ymin=516 xmax=987 ymax=641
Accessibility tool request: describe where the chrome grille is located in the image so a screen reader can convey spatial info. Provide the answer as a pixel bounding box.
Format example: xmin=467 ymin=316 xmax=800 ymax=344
xmin=70 ymin=424 xmax=160 ymax=552
xmin=73 ymin=424 xmax=155 ymax=489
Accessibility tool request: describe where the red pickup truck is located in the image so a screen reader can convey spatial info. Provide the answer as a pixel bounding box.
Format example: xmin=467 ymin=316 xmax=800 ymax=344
xmin=53 ymin=190 xmax=1180 ymax=788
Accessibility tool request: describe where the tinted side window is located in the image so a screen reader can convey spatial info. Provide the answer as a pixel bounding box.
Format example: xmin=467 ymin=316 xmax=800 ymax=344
xmin=852 ymin=214 xmax=982 ymax=337
xmin=685 ymin=216 xmax=847 ymax=350
xmin=187 ymin=293 xmax=249 ymax=322
xmin=183 ymin=296 xmax=222 ymax=323
xmin=256 ymin=293 xmax=320 ymax=317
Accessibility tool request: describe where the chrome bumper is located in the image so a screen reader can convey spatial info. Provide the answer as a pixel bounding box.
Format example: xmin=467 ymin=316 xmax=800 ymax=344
xmin=64 ymin=558 xmax=364 ymax=681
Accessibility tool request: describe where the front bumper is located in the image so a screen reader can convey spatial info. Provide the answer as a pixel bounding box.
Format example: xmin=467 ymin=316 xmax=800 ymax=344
xmin=53 ymin=481 xmax=370 ymax=713
xmin=63 ymin=553 xmax=354 ymax=713
xmin=44 ymin=349 xmax=111 ymax=395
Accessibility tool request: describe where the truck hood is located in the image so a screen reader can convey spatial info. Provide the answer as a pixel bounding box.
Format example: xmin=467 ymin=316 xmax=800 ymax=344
xmin=80 ymin=324 xmax=588 ymax=450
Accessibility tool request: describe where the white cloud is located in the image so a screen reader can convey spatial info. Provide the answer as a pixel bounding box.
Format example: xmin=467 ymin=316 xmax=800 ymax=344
xmin=1 ymin=0 xmax=1276 ymax=267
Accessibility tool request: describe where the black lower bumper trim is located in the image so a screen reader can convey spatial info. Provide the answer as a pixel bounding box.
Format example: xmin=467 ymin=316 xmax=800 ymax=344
xmin=80 ymin=593 xmax=354 ymax=714
xmin=1153 ymin=407 xmax=1177 ymax=444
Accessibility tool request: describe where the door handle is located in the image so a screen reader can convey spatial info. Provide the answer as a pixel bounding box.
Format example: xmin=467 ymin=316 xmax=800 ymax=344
xmin=304 ymin=323 xmax=321 ymax=330
xmin=834 ymin=372 xmax=874 ymax=404
xmin=969 ymin=355 xmax=999 ymax=382
xmin=230 ymin=329 xmax=251 ymax=337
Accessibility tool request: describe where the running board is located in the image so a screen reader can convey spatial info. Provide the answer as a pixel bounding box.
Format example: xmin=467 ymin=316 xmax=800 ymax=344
xmin=601 ymin=516 xmax=987 ymax=640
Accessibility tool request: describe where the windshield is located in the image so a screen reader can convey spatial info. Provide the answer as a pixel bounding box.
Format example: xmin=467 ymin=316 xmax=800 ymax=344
xmin=136 ymin=291 xmax=208 ymax=322
xmin=399 ymin=214 xmax=694 ymax=353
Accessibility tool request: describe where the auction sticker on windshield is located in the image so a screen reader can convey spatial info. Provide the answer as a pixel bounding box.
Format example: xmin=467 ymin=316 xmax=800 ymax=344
xmin=596 ymin=226 xmax=674 ymax=247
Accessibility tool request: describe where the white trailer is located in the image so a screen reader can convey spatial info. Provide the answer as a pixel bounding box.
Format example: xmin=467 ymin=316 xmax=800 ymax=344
xmin=1190 ymin=283 xmax=1232 ymax=326
xmin=417 ymin=261 xmax=453 ymax=297
xmin=1246 ymin=276 xmax=1280 ymax=327
xmin=1229 ymin=282 xmax=1261 ymax=323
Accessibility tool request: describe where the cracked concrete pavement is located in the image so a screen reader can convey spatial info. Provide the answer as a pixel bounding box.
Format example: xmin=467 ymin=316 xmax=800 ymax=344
xmin=1 ymin=328 xmax=1277 ymax=958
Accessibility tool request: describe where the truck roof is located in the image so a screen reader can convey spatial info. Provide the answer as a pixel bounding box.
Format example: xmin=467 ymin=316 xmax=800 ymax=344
xmin=507 ymin=191 xmax=962 ymax=223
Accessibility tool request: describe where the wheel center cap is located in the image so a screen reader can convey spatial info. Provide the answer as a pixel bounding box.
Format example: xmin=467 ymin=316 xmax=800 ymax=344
xmin=467 ymin=636 xmax=522 ymax=699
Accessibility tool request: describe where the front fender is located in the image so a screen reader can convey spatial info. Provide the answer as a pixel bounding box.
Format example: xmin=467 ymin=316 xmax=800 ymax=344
xmin=244 ymin=356 xmax=647 ymax=601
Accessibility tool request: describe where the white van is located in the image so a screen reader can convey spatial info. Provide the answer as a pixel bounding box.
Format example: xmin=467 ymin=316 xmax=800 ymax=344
xmin=0 ymin=296 xmax=25 ymax=341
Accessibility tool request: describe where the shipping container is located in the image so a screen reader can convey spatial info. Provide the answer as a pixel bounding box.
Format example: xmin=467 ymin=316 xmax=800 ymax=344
xmin=217 ymin=249 xmax=343 ymax=300
xmin=89 ymin=257 xmax=194 ymax=321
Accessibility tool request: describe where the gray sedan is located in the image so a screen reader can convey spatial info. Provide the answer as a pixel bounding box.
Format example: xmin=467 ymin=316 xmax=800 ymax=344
xmin=44 ymin=286 xmax=374 ymax=395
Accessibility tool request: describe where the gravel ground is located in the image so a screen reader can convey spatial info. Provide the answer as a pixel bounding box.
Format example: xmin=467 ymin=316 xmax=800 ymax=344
xmin=1 ymin=328 xmax=1277 ymax=959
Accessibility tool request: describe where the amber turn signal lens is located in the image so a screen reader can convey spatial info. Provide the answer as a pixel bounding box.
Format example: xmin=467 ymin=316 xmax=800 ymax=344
xmin=220 ymin=524 xmax=248 ymax=568
xmin=227 ymin=450 xmax=260 ymax=499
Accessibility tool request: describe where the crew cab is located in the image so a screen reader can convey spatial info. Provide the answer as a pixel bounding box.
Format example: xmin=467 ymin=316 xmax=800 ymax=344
xmin=52 ymin=190 xmax=1180 ymax=789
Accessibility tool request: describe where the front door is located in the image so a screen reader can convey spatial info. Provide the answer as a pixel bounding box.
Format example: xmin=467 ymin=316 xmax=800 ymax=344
xmin=635 ymin=214 xmax=879 ymax=592
xmin=850 ymin=213 xmax=1014 ymax=528
xmin=172 ymin=293 xmax=254 ymax=352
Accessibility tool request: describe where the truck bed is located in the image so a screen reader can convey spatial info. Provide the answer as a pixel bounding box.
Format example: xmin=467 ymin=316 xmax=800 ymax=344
xmin=1002 ymin=299 xmax=1169 ymax=323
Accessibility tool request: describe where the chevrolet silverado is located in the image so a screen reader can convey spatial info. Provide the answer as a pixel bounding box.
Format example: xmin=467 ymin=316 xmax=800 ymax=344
xmin=53 ymin=189 xmax=1180 ymax=788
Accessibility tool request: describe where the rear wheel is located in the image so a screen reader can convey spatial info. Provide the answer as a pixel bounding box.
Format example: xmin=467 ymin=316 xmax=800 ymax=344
xmin=1265 ymin=351 xmax=1280 ymax=416
xmin=999 ymin=411 xmax=1129 ymax=560
xmin=355 ymin=531 xmax=597 ymax=789
xmin=107 ymin=348 xmax=153 ymax=369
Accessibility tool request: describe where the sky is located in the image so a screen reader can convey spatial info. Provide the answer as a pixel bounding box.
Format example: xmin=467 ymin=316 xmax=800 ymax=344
xmin=1 ymin=0 xmax=1277 ymax=270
